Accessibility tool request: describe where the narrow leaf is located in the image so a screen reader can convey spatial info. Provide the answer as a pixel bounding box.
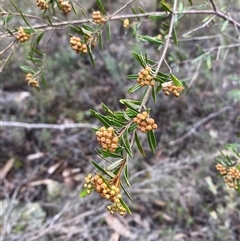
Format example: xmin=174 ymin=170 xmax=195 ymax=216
xmin=135 ymin=131 xmax=146 ymax=156
xmin=147 ymin=130 xmax=157 ymax=153
xmin=87 ymin=44 xmax=95 ymax=66
xmin=41 ymin=72 xmax=47 ymax=88
xmin=120 ymin=198 xmax=132 ymax=214
xmin=106 ymin=20 xmax=111 ymax=41
xmin=151 ymin=86 xmax=156 ymax=102
xmin=124 ymin=164 xmax=131 ymax=187
xmin=90 ymin=110 xmax=110 ymax=127
xmin=121 ymin=133 xmax=133 ymax=157
xmin=206 ymin=54 xmax=212 ymax=69
xmin=160 ymin=0 xmax=173 ymax=13
xmin=91 ymin=160 xmax=115 ymax=177
xmin=221 ymin=20 xmax=228 ymax=32
xmin=36 ymin=32 xmax=45 ymax=45
xmin=96 ymin=0 xmax=107 ymax=15
xmin=173 ymin=27 xmax=178 ymax=46
xmin=79 ymin=188 xmax=90 ymax=197
xmin=170 ymin=73 xmax=183 ymax=86
xmin=137 ymin=35 xmax=163 ymax=46
xmin=107 ymin=159 xmax=124 ymax=171
xmin=128 ymin=84 xmax=142 ymax=93
xmin=3 ymin=15 xmax=15 ymax=28
xmin=120 ymin=183 xmax=133 ymax=202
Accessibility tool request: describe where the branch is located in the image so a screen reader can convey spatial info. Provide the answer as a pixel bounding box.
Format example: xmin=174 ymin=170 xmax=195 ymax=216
xmin=1 ymin=7 xmax=240 ymax=39
xmin=0 ymin=121 xmax=97 ymax=130
xmin=209 ymin=0 xmax=240 ymax=28
xmin=140 ymin=0 xmax=178 ymax=109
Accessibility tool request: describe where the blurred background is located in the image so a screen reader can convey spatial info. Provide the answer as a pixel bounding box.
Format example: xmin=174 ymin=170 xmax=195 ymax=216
xmin=1 ymin=0 xmax=239 ymax=240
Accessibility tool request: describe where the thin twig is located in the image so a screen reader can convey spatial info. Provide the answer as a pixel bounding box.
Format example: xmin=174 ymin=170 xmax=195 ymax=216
xmin=109 ymin=0 xmax=136 ymax=19
xmin=0 ymin=121 xmax=97 ymax=130
xmin=140 ymin=0 xmax=178 ymax=109
xmin=1 ymin=8 xmax=240 ymax=40
xmin=182 ymin=15 xmax=216 ymax=38
xmin=168 ymin=105 xmax=232 ymax=146
xmin=188 ymin=58 xmax=202 ymax=88
xmin=208 ymin=0 xmax=240 ymax=28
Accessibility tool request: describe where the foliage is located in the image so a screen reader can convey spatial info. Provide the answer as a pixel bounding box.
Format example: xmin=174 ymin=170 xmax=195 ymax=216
xmin=1 ymin=0 xmax=240 ymax=215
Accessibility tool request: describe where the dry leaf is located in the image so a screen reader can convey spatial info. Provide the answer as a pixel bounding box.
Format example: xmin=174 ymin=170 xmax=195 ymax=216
xmin=0 ymin=158 xmax=15 ymax=180
xmin=109 ymin=232 xmax=120 ymax=241
xmin=26 ymin=152 xmax=44 ymax=161
xmin=105 ymin=214 xmax=136 ymax=239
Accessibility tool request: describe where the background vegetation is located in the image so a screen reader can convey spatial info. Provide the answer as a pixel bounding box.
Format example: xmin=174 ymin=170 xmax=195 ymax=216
xmin=1 ymin=0 xmax=239 ymax=240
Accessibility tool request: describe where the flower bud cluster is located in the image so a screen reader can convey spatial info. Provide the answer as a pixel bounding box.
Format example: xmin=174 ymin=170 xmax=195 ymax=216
xmin=25 ymin=73 xmax=39 ymax=88
xmin=96 ymin=127 xmax=118 ymax=153
xmin=58 ymin=0 xmax=71 ymax=14
xmin=92 ymin=11 xmax=106 ymax=24
xmin=133 ymin=111 xmax=157 ymax=133
xmin=70 ymin=36 xmax=87 ymax=54
xmin=84 ymin=174 xmax=126 ymax=215
xmin=137 ymin=66 xmax=155 ymax=87
xmin=36 ymin=0 xmax=49 ymax=10
xmin=123 ymin=19 xmax=130 ymax=28
xmin=16 ymin=27 xmax=31 ymax=43
xmin=216 ymin=164 xmax=240 ymax=190
xmin=162 ymin=82 xmax=184 ymax=97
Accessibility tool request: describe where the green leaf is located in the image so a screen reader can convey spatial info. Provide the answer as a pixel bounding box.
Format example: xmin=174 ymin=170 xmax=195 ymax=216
xmin=9 ymin=0 xmax=20 ymax=11
xmin=188 ymin=0 xmax=193 ymax=6
xmin=69 ymin=25 xmax=82 ymax=34
xmin=101 ymin=103 xmax=114 ymax=116
xmin=206 ymin=54 xmax=212 ymax=69
xmin=120 ymin=198 xmax=132 ymax=214
xmin=46 ymin=16 xmax=53 ymax=26
xmin=137 ymin=35 xmax=163 ymax=46
xmin=148 ymin=14 xmax=166 ymax=20
xmin=106 ymin=21 xmax=111 ymax=41
xmin=135 ymin=131 xmax=146 ymax=156
xmin=19 ymin=10 xmax=35 ymax=31
xmin=138 ymin=7 xmax=145 ymax=13
xmin=124 ymin=164 xmax=131 ymax=186
xmin=3 ymin=15 xmax=15 ymax=28
xmin=147 ymin=130 xmax=157 ymax=153
xmin=178 ymin=2 xmax=184 ymax=14
xmin=170 ymin=73 xmax=183 ymax=86
xmin=99 ymin=33 xmax=104 ymax=50
xmin=131 ymin=52 xmax=146 ymax=68
xmin=129 ymin=123 xmax=138 ymax=132
xmin=20 ymin=66 xmax=35 ymax=74
xmin=87 ymin=44 xmax=95 ymax=66
xmin=107 ymin=159 xmax=124 ymax=171
xmin=91 ymin=160 xmax=115 ymax=178
xmin=40 ymin=72 xmax=47 ymax=88
xmin=131 ymin=24 xmax=137 ymax=37
xmin=36 ymin=32 xmax=45 ymax=45
xmin=160 ymin=0 xmax=173 ymax=13
xmin=27 ymin=57 xmax=42 ymax=63
xmin=127 ymin=74 xmax=138 ymax=79
xmin=156 ymin=84 xmax=162 ymax=94
xmin=70 ymin=1 xmax=78 ymax=15
xmin=96 ymin=0 xmax=107 ymax=15
xmin=120 ymin=183 xmax=133 ymax=202
xmin=121 ymin=131 xmax=133 ymax=157
xmin=90 ymin=110 xmax=110 ymax=127
xmin=120 ymin=99 xmax=140 ymax=112
xmin=79 ymin=188 xmax=90 ymax=197
xmin=151 ymin=86 xmax=156 ymax=102
xmin=221 ymin=20 xmax=229 ymax=32
xmin=128 ymin=84 xmax=142 ymax=93
xmin=173 ymin=27 xmax=178 ymax=46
